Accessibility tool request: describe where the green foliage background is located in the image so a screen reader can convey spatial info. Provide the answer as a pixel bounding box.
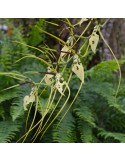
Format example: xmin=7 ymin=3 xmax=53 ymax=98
xmin=0 ymin=18 xmax=125 ymax=143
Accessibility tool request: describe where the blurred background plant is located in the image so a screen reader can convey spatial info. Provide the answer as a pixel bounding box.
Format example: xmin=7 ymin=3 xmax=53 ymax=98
xmin=0 ymin=18 xmax=125 ymax=143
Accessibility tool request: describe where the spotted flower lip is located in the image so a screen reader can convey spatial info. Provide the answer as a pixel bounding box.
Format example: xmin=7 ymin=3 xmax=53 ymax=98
xmin=89 ymin=31 xmax=99 ymax=53
xmin=55 ymin=73 xmax=68 ymax=96
xmin=44 ymin=67 xmax=54 ymax=85
xmin=23 ymin=86 xmax=38 ymax=111
xmin=60 ymin=36 xmax=74 ymax=60
xmin=72 ymin=54 xmax=84 ymax=83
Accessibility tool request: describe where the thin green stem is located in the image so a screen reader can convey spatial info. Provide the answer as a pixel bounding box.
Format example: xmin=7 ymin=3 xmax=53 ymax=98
xmin=71 ymin=21 xmax=92 ymax=48
xmin=40 ymin=81 xmax=71 ymax=139
xmin=37 ymin=73 xmax=72 ymax=139
xmin=32 ymin=86 xmax=57 ymax=142
xmin=57 ymin=81 xmax=83 ymax=128
xmin=12 ymin=41 xmax=44 ymax=53
xmin=101 ymin=18 xmax=110 ymax=27
xmin=22 ymin=94 xmax=39 ymax=142
xmin=99 ymin=29 xmax=121 ymax=99
xmin=37 ymin=27 xmax=66 ymax=45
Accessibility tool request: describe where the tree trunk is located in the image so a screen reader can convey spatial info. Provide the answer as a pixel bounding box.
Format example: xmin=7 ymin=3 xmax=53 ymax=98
xmin=101 ymin=18 xmax=125 ymax=59
xmin=101 ymin=18 xmax=125 ymax=77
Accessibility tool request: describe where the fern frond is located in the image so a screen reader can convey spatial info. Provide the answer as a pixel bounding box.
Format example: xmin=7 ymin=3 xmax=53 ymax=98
xmin=10 ymin=86 xmax=31 ymax=121
xmin=0 ymin=120 xmax=22 ymax=143
xmin=0 ymin=90 xmax=18 ymax=103
xmin=10 ymin=98 xmax=24 ymax=121
xmin=86 ymin=59 xmax=125 ymax=80
xmin=73 ymin=104 xmax=96 ymax=142
xmin=0 ymin=107 xmax=5 ymax=120
xmin=77 ymin=120 xmax=93 ymax=142
xmin=74 ymin=105 xmax=96 ymax=127
xmin=86 ymin=81 xmax=125 ymax=113
xmin=52 ymin=108 xmax=76 ymax=143
xmin=98 ymin=128 xmax=125 ymax=143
